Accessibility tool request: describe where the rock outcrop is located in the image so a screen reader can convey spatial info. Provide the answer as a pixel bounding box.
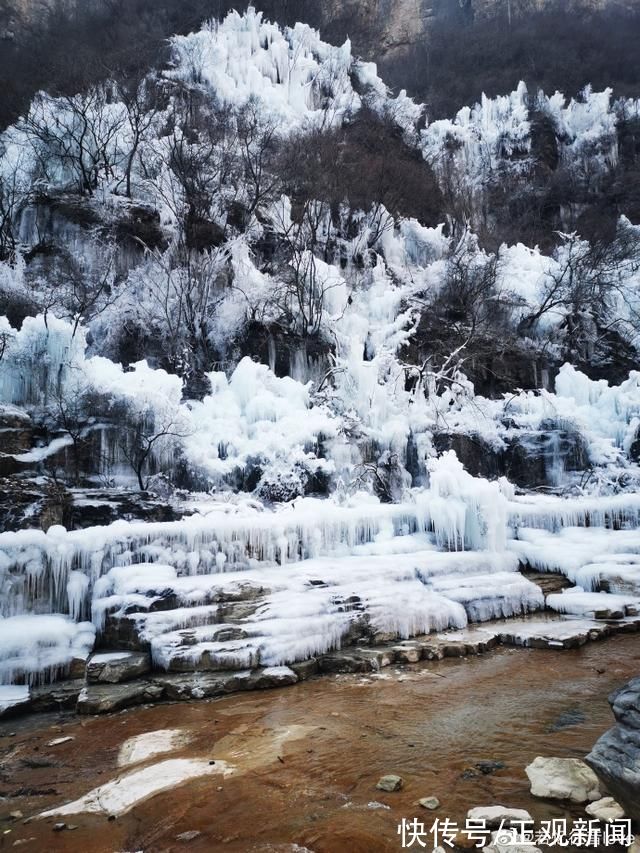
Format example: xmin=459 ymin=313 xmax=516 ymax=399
xmin=586 ymin=676 xmax=640 ymax=824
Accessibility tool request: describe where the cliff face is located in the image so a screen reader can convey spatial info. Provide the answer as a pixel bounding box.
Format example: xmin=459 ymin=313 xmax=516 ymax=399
xmin=316 ymin=0 xmax=634 ymax=61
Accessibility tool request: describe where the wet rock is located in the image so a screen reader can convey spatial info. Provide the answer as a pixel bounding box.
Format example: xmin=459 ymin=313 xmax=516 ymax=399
xmin=467 ymin=805 xmax=533 ymax=828
xmin=586 ymin=676 xmax=640 ymax=823
xmin=152 ymin=667 xmax=297 ymax=701
xmin=30 ymin=681 xmax=84 ymax=713
xmin=585 ymin=796 xmax=625 ymax=822
xmin=244 ymin=667 xmax=298 ymax=690
xmin=525 ymin=756 xmax=602 ymax=803
xmin=474 ymin=760 xmax=505 ymax=775
xmin=376 ymin=774 xmax=403 ymax=792
xmin=318 ymin=648 xmax=393 ymax=673
xmin=9 ymin=811 xmax=23 ymax=820
xmin=152 ymin=672 xmax=237 ymax=701
xmin=547 ymin=708 xmax=586 ymax=732
xmin=86 ymin=651 xmax=150 ymax=684
xmin=290 ymin=658 xmax=319 ymax=681
xmin=77 ymin=681 xmax=164 ymax=715
xmin=392 ymin=644 xmax=422 ymax=663
xmin=460 ymin=767 xmax=479 ymax=780
xmin=418 ymin=797 xmax=440 ymax=810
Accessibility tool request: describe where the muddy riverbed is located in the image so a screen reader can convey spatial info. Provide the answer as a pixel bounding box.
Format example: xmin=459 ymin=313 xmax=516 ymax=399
xmin=1 ymin=634 xmax=639 ymax=852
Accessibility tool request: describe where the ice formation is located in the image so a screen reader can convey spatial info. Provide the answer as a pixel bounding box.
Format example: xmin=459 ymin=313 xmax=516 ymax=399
xmin=1 ymin=9 xmax=640 ymax=687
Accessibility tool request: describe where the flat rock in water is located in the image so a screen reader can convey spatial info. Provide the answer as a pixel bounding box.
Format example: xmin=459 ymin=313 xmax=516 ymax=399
xmin=86 ymin=651 xmax=150 ymax=684
xmin=77 ymin=681 xmax=164 ymax=715
xmin=466 ymin=805 xmax=533 ymax=828
xmin=418 ymin=796 xmax=440 ymax=810
xmin=525 ymin=756 xmax=602 ymax=803
xmin=475 ymin=760 xmax=506 ymax=775
xmin=39 ymin=758 xmax=232 ymax=818
xmin=585 ymin=796 xmax=625 ymax=822
xmin=376 ymin=774 xmax=403 ymax=792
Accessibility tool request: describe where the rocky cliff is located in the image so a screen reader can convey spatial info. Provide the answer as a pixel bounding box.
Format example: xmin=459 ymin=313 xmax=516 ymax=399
xmin=587 ymin=677 xmax=640 ymax=824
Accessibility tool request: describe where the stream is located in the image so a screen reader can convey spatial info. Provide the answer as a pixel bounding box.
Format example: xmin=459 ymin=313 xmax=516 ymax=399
xmin=1 ymin=634 xmax=639 ymax=852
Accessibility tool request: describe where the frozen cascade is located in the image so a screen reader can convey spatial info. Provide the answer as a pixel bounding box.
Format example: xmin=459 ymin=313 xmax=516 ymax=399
xmin=1 ymin=10 xmax=640 ymax=688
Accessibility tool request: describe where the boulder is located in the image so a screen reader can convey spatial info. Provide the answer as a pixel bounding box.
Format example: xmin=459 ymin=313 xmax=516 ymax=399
xmin=525 ymin=756 xmax=602 ymax=803
xmin=418 ymin=797 xmax=440 ymax=810
xmin=86 ymin=651 xmax=151 ymax=684
xmin=586 ymin=676 xmax=640 ymax=823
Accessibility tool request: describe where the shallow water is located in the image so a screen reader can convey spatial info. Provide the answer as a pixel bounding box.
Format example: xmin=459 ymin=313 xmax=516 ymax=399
xmin=1 ymin=633 xmax=639 ymax=852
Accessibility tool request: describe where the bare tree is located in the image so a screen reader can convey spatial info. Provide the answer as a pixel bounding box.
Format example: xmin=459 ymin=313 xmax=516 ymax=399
xmin=118 ymin=75 xmax=163 ymax=199
xmin=119 ymin=411 xmax=189 ymax=491
xmin=27 ymin=238 xmax=121 ymax=335
xmin=133 ymin=240 xmax=232 ymax=378
xmin=236 ymin=97 xmax=281 ymax=218
xmin=520 ymin=226 xmax=640 ymax=360
xmin=21 ymin=85 xmax=126 ymax=195
xmin=0 ymin=148 xmax=31 ymax=262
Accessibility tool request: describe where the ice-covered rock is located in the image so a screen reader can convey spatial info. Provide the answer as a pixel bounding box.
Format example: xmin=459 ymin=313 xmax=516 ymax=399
xmin=0 ymin=684 xmax=30 ymax=717
xmin=525 ymin=756 xmax=602 ymax=803
xmin=0 ymin=615 xmax=95 ymax=685
xmin=39 ymin=758 xmax=233 ymax=818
